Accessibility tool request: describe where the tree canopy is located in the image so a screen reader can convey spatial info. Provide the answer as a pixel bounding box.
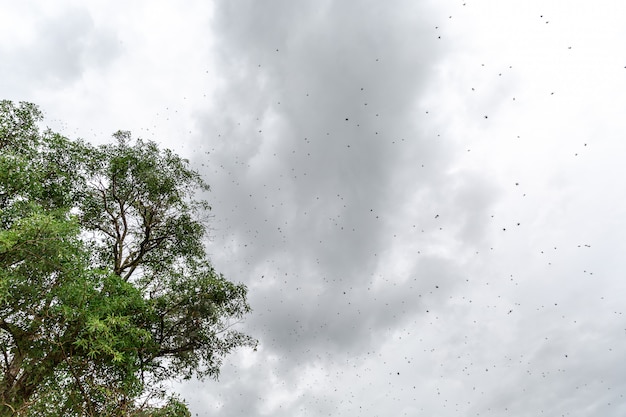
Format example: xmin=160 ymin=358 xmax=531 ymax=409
xmin=0 ymin=100 xmax=256 ymax=416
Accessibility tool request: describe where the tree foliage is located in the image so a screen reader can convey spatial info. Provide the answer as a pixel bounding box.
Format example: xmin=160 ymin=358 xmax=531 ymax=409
xmin=0 ymin=101 xmax=256 ymax=416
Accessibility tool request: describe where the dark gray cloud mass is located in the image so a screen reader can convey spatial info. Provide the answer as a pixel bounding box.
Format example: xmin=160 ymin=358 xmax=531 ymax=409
xmin=193 ymin=0 xmax=474 ymax=361
xmin=184 ymin=1 xmax=517 ymax=414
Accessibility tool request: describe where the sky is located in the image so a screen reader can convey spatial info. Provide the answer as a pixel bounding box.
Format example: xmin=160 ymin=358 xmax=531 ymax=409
xmin=2 ymin=1 xmax=626 ymax=416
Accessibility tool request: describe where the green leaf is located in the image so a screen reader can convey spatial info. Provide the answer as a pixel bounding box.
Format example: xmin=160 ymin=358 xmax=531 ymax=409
xmin=0 ymin=101 xmax=255 ymax=416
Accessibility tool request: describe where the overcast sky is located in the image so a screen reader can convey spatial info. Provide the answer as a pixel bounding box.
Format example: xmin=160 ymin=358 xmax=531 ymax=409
xmin=2 ymin=1 xmax=626 ymax=416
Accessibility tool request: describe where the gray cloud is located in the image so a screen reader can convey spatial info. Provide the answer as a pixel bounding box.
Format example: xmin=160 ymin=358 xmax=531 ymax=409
xmin=186 ymin=0 xmax=626 ymax=414
xmin=0 ymin=6 xmax=120 ymax=97
xmin=191 ymin=0 xmax=498 ymax=388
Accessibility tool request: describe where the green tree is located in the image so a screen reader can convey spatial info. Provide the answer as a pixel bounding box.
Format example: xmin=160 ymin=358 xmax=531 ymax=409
xmin=0 ymin=101 xmax=256 ymax=416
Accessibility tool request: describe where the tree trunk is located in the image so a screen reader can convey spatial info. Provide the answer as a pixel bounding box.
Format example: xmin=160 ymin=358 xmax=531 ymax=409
xmin=0 ymin=348 xmax=64 ymax=416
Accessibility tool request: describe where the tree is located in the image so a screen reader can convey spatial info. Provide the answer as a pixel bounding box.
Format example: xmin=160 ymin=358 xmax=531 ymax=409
xmin=0 ymin=100 xmax=256 ymax=416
